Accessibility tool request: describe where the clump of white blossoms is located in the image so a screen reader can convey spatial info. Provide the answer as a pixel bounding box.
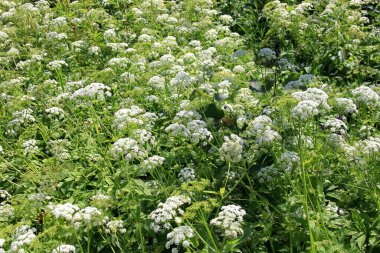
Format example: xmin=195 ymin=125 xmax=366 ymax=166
xmin=47 ymin=60 xmax=68 ymax=70
xmin=105 ymin=220 xmax=126 ymax=234
xmin=72 ymin=206 xmax=103 ymax=229
xmin=324 ymin=118 xmax=348 ymax=134
xmin=45 ymin=107 xmax=65 ymax=120
xmin=165 ymin=226 xmax=194 ymax=253
xmin=8 ymin=109 xmax=36 ymax=130
xmin=70 ymin=83 xmax=112 ymax=101
xmin=257 ymin=165 xmax=280 ymax=183
xmin=335 ymin=98 xmax=358 ymax=116
xmin=52 ymin=244 xmax=76 ymax=253
xmin=165 ymin=123 xmax=190 ymax=138
xmin=132 ymin=129 xmax=156 ymax=147
xmin=22 ymin=139 xmax=39 ymax=155
xmin=9 ymin=225 xmax=36 ymax=253
xmin=186 ymin=120 xmax=213 ymax=146
xmin=48 ymin=202 xmax=80 ymax=221
xmin=292 ymin=88 xmax=331 ymax=112
xmin=47 ymin=139 xmax=71 ymax=160
xmin=210 ymin=204 xmax=246 ymax=238
xmin=91 ymin=194 xmax=112 ymax=209
xmin=219 ymin=134 xmax=245 ymax=163
xmin=352 ymin=85 xmax=380 ymax=108
xmin=113 ymin=106 xmax=157 ymax=130
xmin=178 ymin=167 xmax=196 ymax=182
xmin=0 ymin=238 xmax=5 ymax=253
xmin=279 ymin=151 xmax=300 ymax=172
xmin=149 ymin=195 xmax=191 ymax=233
xmin=143 ymin=155 xmax=165 ymax=170
xmin=356 ymin=137 xmax=380 ymax=156
xmin=359 ymin=125 xmax=374 ymax=139
xmin=292 ymin=100 xmax=320 ymax=120
xmin=0 ymin=204 xmax=13 ymax=219
xmin=173 ymin=110 xmax=202 ymax=124
xmin=0 ymin=190 xmax=11 ymax=203
xmin=111 ymin=138 xmax=147 ymax=161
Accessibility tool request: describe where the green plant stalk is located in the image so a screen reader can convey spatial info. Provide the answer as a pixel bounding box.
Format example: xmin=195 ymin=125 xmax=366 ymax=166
xmin=298 ymin=118 xmax=316 ymax=253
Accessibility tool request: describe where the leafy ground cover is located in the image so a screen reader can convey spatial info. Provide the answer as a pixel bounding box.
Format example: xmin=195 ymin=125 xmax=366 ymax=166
xmin=0 ymin=0 xmax=379 ymax=252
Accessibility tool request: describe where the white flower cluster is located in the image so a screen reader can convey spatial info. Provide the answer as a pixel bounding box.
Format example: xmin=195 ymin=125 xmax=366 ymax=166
xmin=91 ymin=194 xmax=112 ymax=209
xmin=143 ymin=155 xmax=165 ymax=170
xmin=113 ymin=106 xmax=157 ymax=130
xmin=324 ymin=118 xmax=348 ymax=134
xmin=70 ymin=83 xmax=112 ymax=101
xmin=132 ymin=129 xmax=156 ymax=146
xmin=186 ymin=120 xmax=213 ymax=146
xmin=45 ymin=107 xmax=65 ymax=119
xmin=47 ymin=60 xmax=68 ymax=70
xmin=28 ymin=193 xmax=51 ymax=202
xmin=72 ymin=206 xmax=103 ymax=229
xmin=257 ymin=165 xmax=279 ymax=183
xmin=0 ymin=204 xmax=13 ymax=219
xmin=0 ymin=190 xmax=11 ymax=202
xmin=178 ymin=167 xmax=196 ymax=182
xmin=47 ymin=139 xmax=71 ymax=160
xmin=165 ymin=226 xmax=194 ymax=253
xmin=292 ymin=88 xmax=331 ymax=112
xmin=8 ymin=109 xmax=36 ymax=129
xmin=335 ymin=98 xmax=358 ymax=116
xmin=210 ymin=204 xmax=246 ymax=238
xmin=219 ymin=134 xmax=245 ymax=163
xmin=292 ymin=100 xmax=320 ymax=120
xmin=0 ymin=238 xmax=5 ymax=253
xmin=356 ymin=137 xmax=380 ymax=156
xmin=22 ymin=139 xmax=39 ymax=155
xmin=9 ymin=226 xmax=36 ymax=253
xmin=52 ymin=244 xmax=76 ymax=253
xmin=246 ymin=115 xmax=281 ymax=148
xmin=48 ymin=202 xmax=80 ymax=221
xmin=359 ymin=125 xmax=374 ymax=139
xmin=173 ymin=110 xmax=202 ymax=123
xmin=111 ymin=138 xmax=147 ymax=161
xmin=279 ymin=151 xmax=300 ymax=172
xmin=105 ymin=220 xmax=126 ymax=234
xmin=149 ymin=195 xmax=191 ymax=233
xmin=352 ymin=85 xmax=380 ymax=108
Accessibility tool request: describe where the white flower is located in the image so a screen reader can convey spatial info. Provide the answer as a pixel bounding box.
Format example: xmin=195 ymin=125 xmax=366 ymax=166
xmin=143 ymin=155 xmax=165 ymax=170
xmin=292 ymin=100 xmax=320 ymax=120
xmin=71 ymin=83 xmax=111 ymax=101
xmin=47 ymin=60 xmax=68 ymax=70
xmin=9 ymin=226 xmax=36 ymax=253
xmin=279 ymin=151 xmax=300 ymax=172
xmin=48 ymin=203 xmax=80 ymax=221
xmin=72 ymin=206 xmax=103 ymax=228
xmin=178 ymin=167 xmax=196 ymax=182
xmin=52 ymin=244 xmax=76 ymax=253
xmin=210 ymin=204 xmax=246 ymax=238
xmin=335 ymin=98 xmax=358 ymax=115
xmin=352 ymin=86 xmax=380 ymax=108
xmin=219 ymin=134 xmax=245 ymax=163
xmin=165 ymin=226 xmax=194 ymax=252
xmin=149 ymin=195 xmax=191 ymax=233
xmin=45 ymin=107 xmax=65 ymax=119
xmin=324 ymin=118 xmax=347 ymax=134
xmin=22 ymin=139 xmax=39 ymax=155
xmin=105 ymin=220 xmax=126 ymax=234
xmin=111 ymin=138 xmax=147 ymax=161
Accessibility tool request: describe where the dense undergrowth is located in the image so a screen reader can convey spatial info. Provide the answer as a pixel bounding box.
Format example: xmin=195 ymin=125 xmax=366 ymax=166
xmin=0 ymin=0 xmax=379 ymax=252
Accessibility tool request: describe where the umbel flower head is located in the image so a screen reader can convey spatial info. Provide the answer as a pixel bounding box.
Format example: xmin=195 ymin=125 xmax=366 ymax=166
xmin=210 ymin=204 xmax=246 ymax=238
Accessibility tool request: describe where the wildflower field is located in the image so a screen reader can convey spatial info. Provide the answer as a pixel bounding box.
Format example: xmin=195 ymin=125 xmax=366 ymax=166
xmin=0 ymin=0 xmax=379 ymax=252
